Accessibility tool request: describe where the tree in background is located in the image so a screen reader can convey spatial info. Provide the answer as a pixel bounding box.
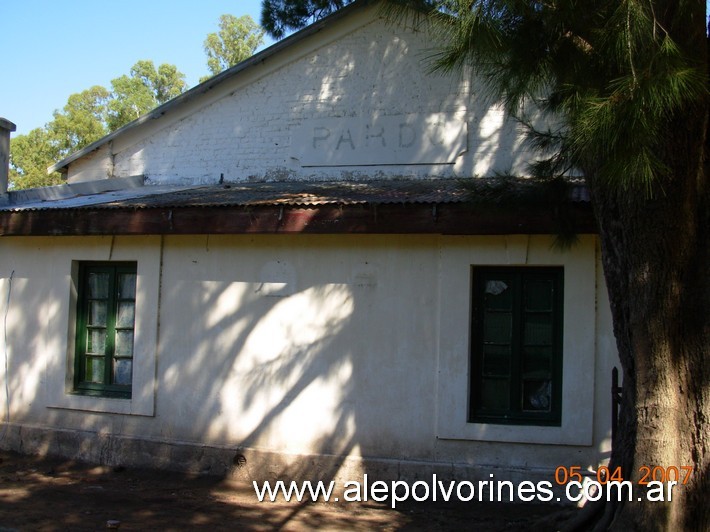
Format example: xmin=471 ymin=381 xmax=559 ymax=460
xmin=108 ymin=60 xmax=187 ymax=131
xmin=9 ymin=62 xmax=186 ymax=189
xmin=201 ymin=14 xmax=265 ymax=82
xmin=261 ymin=1 xmax=708 ymax=530
xmin=261 ymin=0 xmax=350 ymax=38
xmin=10 ymin=85 xmax=110 ymax=188
xmin=50 ymin=86 xmax=110 ymax=154
xmin=10 ymin=12 xmax=267 ymax=190
xmin=8 ymin=127 xmax=63 ymax=189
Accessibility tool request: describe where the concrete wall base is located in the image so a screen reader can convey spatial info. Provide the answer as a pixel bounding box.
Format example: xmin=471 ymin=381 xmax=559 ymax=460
xmin=0 ymin=422 xmax=578 ymax=503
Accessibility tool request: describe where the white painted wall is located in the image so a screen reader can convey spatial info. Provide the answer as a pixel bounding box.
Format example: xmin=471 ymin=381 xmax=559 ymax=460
xmin=65 ymin=5 xmax=533 ymax=185
xmin=0 ymin=233 xmax=616 ymax=475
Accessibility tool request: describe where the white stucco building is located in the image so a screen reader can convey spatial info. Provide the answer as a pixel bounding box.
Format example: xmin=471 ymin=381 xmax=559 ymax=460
xmin=0 ymin=0 xmax=616 ymax=488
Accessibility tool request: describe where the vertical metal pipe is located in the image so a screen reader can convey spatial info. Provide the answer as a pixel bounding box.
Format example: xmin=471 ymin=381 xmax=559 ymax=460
xmin=611 ymin=366 xmax=621 ymax=446
xmin=0 ymin=118 xmax=17 ymax=198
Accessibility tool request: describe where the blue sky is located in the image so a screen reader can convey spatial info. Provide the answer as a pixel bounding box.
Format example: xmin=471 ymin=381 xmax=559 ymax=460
xmin=2 ymin=2 xmax=709 ymax=137
xmin=1 ymin=0 xmax=273 ymax=135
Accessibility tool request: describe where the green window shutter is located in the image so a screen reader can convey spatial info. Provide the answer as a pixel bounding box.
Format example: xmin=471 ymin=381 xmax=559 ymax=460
xmin=470 ymin=267 xmax=563 ymax=426
xmin=74 ymin=262 xmax=136 ymax=398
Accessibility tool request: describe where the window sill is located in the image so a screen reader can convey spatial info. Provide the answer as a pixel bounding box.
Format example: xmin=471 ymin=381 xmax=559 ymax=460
xmin=469 ymin=415 xmax=561 ymax=427
xmin=47 ymin=393 xmax=150 ymax=416
xmin=71 ymin=388 xmax=131 ymax=400
xmin=438 ymin=419 xmax=589 ymax=445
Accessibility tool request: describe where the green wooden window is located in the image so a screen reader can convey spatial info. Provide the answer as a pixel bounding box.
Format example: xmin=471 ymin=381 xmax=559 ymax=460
xmin=469 ymin=267 xmax=563 ymax=425
xmin=74 ymin=262 xmax=136 ymax=398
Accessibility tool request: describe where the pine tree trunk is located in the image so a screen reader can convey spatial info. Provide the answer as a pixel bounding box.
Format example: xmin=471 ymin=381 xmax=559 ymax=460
xmin=587 ymin=105 xmax=709 ymax=530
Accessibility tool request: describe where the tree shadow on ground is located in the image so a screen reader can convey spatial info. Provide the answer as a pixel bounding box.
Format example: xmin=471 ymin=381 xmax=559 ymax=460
xmin=0 ymin=450 xmax=578 ymax=531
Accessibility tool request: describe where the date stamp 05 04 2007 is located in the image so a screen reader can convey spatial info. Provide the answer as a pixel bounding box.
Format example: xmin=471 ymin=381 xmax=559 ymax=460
xmin=554 ymin=465 xmax=694 ymax=502
xmin=554 ymin=465 xmax=695 ymax=486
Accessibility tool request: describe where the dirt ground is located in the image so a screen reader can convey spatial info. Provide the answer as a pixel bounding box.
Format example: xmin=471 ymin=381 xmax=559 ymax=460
xmin=0 ymin=450 xmax=578 ymax=531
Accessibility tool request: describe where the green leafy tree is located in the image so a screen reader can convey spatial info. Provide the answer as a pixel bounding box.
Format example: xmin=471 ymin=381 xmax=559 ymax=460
xmin=262 ymin=1 xmax=709 ymax=529
xmin=49 ymin=85 xmax=110 ymax=155
xmin=261 ymin=0 xmax=351 ymax=38
xmin=10 ymin=86 xmax=110 ymax=189
xmin=9 ymin=61 xmax=186 ymax=189
xmin=9 ymin=127 xmax=64 ymax=189
xmin=201 ymin=15 xmax=265 ymax=82
xmin=107 ymin=60 xmax=187 ymax=130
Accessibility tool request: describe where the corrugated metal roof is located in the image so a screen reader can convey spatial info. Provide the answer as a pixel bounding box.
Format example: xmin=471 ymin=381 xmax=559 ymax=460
xmin=1 ymin=178 xmax=590 ymax=212
xmin=101 ymin=179 xmax=473 ymax=209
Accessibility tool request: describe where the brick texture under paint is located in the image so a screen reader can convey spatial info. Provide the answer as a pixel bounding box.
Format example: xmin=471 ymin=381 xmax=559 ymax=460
xmin=70 ymin=16 xmax=531 ymax=185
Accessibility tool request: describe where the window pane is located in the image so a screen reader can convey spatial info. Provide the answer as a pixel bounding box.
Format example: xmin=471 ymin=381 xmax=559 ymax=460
xmin=88 ymin=272 xmax=109 ymax=299
xmin=522 ymin=379 xmax=551 ymax=412
xmin=525 ymin=279 xmax=553 ymax=311
xmin=118 ymin=273 xmax=136 ymax=299
xmin=87 ymin=329 xmax=106 ymax=354
xmin=523 ymin=345 xmax=553 ymax=358
xmin=89 ymin=301 xmax=107 ymax=326
xmin=484 ymin=280 xmax=512 ymax=309
xmin=523 ymin=313 xmax=552 ymax=345
xmin=522 ymin=351 xmax=551 ymax=376
xmin=86 ymin=357 xmax=105 ymax=383
xmin=483 ymin=345 xmax=510 ymax=376
xmin=484 ymin=312 xmax=512 ymax=344
xmin=115 ymin=330 xmax=134 ymax=357
xmin=113 ymin=359 xmax=132 ymax=386
xmin=480 ymin=378 xmax=510 ymax=410
xmin=116 ymin=302 xmax=135 ymax=328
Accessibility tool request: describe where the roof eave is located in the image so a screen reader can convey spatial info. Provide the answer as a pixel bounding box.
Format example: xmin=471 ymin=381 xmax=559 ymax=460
xmin=0 ymin=201 xmax=596 ymax=237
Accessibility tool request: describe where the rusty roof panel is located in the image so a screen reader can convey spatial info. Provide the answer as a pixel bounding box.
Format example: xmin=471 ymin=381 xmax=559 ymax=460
xmin=115 ymin=179 xmax=474 ymax=209
xmin=2 ymin=178 xmax=590 ymax=212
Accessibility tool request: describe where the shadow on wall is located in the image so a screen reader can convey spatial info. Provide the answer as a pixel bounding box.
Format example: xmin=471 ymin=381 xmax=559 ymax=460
xmin=0 ymin=234 xmax=375 ymax=484
xmin=150 ymin=234 xmax=438 ymax=484
xmin=112 ymin=11 xmax=531 ymax=184
xmin=0 ymin=232 xmax=613 ymax=532
xmin=0 ymin=263 xmax=65 ymax=436
xmin=278 ymin=14 xmax=531 ymax=181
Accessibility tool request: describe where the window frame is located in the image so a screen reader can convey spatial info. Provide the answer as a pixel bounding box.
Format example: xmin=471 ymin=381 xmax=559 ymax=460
xmin=469 ymin=266 xmax=564 ymax=426
xmin=73 ymin=261 xmax=137 ymax=399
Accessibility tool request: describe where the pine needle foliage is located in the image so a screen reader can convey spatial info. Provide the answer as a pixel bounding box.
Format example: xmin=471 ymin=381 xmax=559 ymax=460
xmin=262 ymin=0 xmax=352 ymax=38
xmin=384 ymin=0 xmax=708 ymax=196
